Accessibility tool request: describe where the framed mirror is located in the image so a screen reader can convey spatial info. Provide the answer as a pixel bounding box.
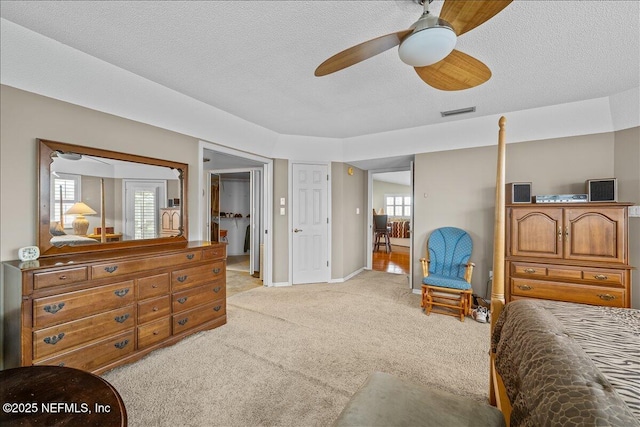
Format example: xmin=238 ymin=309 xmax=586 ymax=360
xmin=38 ymin=139 xmax=188 ymax=257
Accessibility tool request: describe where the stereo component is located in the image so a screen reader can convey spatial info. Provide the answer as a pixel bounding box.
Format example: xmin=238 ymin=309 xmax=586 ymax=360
xmin=587 ymin=178 xmax=617 ymax=202
xmin=534 ymin=194 xmax=588 ymax=203
xmin=506 ymin=182 xmax=532 ymax=204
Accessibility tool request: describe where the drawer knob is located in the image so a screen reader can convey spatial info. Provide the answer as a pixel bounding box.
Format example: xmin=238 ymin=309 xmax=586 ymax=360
xmin=152 ymin=284 xmax=158 ymax=288
xmin=43 ymin=333 xmax=65 ymax=345
xmin=213 ymin=305 xmax=222 ymax=312
xmin=104 ymin=266 xmax=118 ymax=273
xmin=114 ymin=314 xmax=130 ymax=323
xmin=186 ymin=254 xmax=195 ymax=260
xmin=153 ymin=331 xmax=159 ymax=336
xmin=152 ymin=307 xmax=159 ymax=312
xmin=517 ymin=284 xmax=533 ymax=291
xmin=177 ymin=275 xmax=188 ymax=283
xmin=177 ymin=297 xmax=188 ymax=304
xmin=213 ymin=286 xmax=222 ymax=293
xmin=44 ymin=303 xmax=65 ymax=314
xmin=114 ymin=339 xmax=129 ymax=350
xmin=58 ymin=363 xmax=65 ymax=367
xmin=177 ymin=318 xmax=188 ymax=326
xmin=114 ymin=288 xmax=130 ymax=297
xmin=594 ymin=274 xmax=608 ymax=280
xmin=212 ymin=268 xmax=221 ymax=274
xmin=524 ymin=268 xmax=536 ymax=274
xmin=59 ymin=275 xmax=67 ymax=280
xmin=598 ymin=294 xmax=616 ymax=301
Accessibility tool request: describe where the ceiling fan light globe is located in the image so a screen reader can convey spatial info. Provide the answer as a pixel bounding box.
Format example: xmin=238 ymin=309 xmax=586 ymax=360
xmin=398 ymin=27 xmax=457 ymax=67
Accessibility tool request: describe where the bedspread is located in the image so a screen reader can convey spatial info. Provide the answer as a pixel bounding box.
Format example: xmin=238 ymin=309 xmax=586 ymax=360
xmin=389 ymin=220 xmax=410 ymax=238
xmin=492 ymin=299 xmax=639 ymax=426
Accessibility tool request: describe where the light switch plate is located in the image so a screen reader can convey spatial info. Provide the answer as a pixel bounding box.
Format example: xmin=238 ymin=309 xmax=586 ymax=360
xmin=629 ymin=205 xmax=640 ymax=217
xmin=280 ymin=198 xmax=286 ymax=206
xmin=280 ymin=207 xmax=286 ymax=216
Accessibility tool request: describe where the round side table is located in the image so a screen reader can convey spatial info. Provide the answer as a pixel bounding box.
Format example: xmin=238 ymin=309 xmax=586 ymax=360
xmin=0 ymin=365 xmax=127 ymax=426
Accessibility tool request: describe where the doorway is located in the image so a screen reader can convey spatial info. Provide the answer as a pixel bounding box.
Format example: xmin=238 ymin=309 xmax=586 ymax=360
xmin=199 ymin=142 xmax=272 ymax=288
xmin=369 ymin=169 xmax=413 ymax=279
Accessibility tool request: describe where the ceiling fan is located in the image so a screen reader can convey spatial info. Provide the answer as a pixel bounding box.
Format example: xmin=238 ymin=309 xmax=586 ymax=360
xmin=315 ymin=0 xmax=512 ymax=91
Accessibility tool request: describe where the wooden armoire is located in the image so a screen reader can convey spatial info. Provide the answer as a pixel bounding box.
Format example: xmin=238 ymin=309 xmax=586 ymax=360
xmin=505 ymin=202 xmax=633 ymax=307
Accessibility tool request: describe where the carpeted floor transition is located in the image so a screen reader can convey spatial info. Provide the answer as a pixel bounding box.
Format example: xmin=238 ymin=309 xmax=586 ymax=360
xmin=103 ymin=270 xmax=491 ymax=426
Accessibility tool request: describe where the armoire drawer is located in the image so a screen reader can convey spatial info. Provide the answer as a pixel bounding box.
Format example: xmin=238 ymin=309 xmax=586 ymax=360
xmin=33 ymin=281 xmax=134 ymax=328
xmin=203 ymin=245 xmax=226 ymax=260
xmin=36 ymin=330 xmax=135 ymax=371
xmin=137 ymin=317 xmax=171 ymax=349
xmin=510 ymin=278 xmax=625 ymax=307
xmin=172 ymin=301 xmax=226 ymax=335
xmin=171 ymin=261 xmax=225 ymax=292
xmin=173 ymin=283 xmax=226 ymax=313
xmin=33 ymin=305 xmax=134 ymax=360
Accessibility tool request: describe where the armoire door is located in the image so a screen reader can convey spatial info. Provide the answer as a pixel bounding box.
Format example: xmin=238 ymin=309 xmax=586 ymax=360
xmin=564 ymin=207 xmax=626 ymax=263
xmin=509 ymin=207 xmax=563 ymax=259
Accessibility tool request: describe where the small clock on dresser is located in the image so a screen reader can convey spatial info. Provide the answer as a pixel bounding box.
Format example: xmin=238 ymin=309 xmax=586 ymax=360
xmin=18 ymin=245 xmax=40 ymax=261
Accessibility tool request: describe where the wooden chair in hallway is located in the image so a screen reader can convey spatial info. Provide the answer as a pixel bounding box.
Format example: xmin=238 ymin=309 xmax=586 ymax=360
xmin=373 ymin=214 xmax=391 ymax=253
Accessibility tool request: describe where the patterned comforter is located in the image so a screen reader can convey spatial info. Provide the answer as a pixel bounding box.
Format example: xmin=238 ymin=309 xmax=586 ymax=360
xmin=492 ymin=299 xmax=639 ymax=426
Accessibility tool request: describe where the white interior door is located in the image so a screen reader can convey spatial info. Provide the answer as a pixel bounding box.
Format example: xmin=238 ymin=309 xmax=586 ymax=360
xmin=292 ymin=163 xmax=329 ymax=284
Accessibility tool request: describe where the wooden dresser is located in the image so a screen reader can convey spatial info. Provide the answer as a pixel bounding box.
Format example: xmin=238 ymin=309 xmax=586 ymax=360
xmin=505 ymin=203 xmax=633 ymax=308
xmin=2 ymin=241 xmax=226 ymax=374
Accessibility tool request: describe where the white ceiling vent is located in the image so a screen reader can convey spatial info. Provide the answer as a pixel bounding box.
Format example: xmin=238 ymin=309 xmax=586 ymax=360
xmin=440 ymin=106 xmax=476 ymax=117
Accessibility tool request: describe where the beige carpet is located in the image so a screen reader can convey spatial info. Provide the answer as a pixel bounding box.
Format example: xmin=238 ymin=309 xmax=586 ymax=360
xmin=102 ymin=270 xmax=491 ymax=426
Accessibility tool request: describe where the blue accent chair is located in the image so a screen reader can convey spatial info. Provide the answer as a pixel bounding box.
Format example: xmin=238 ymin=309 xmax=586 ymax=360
xmin=420 ymin=227 xmax=475 ymax=321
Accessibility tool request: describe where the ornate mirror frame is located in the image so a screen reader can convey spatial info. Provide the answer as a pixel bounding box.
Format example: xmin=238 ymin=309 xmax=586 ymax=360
xmin=38 ymin=139 xmax=188 ymax=257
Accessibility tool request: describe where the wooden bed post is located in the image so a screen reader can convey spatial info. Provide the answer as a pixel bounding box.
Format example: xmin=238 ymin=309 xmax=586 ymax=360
xmin=489 ymin=116 xmax=507 ymax=408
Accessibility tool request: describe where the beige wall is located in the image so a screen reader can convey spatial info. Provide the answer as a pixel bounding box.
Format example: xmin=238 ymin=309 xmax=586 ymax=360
xmin=332 ymin=163 xmax=367 ymax=280
xmin=413 ymin=133 xmax=616 ymax=298
xmin=0 ymin=85 xmax=201 ymax=261
xmin=614 ymin=127 xmax=640 ymax=308
xmin=272 ymin=159 xmax=289 ymax=284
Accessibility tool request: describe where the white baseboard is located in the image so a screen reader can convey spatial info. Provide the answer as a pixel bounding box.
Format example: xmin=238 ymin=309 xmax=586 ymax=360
xmin=270 ymin=281 xmax=291 ymax=287
xmin=329 ymin=267 xmax=365 ymax=283
xmin=412 ymin=289 xmax=421 ymax=295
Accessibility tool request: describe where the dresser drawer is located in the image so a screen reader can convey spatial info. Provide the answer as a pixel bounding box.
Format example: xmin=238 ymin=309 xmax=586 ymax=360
xmin=171 ymin=261 xmax=225 ymax=292
xmin=33 ymin=305 xmax=134 ymax=360
xmin=510 ymin=278 xmax=625 ymax=307
xmin=172 ymin=301 xmax=226 ymax=335
xmin=34 ymin=281 xmax=134 ymax=328
xmin=137 ymin=295 xmax=171 ymax=324
xmin=36 ymin=330 xmax=135 ymax=372
xmin=137 ymin=273 xmax=170 ymax=300
xmin=91 ymin=251 xmax=203 ymax=279
xmin=34 ymin=267 xmax=88 ymax=290
xmin=173 ymin=283 xmax=226 ymax=313
xmin=137 ymin=317 xmax=171 ymax=349
xmin=203 ymin=245 xmax=226 ymax=260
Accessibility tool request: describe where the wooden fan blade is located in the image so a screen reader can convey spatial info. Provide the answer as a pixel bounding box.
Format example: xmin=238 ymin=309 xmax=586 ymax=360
xmin=440 ymin=0 xmax=512 ymax=36
xmin=415 ymin=50 xmax=491 ymax=91
xmin=315 ymin=29 xmax=412 ymax=77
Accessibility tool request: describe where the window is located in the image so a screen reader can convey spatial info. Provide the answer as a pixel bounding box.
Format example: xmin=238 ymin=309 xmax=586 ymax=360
xmin=133 ymin=189 xmax=158 ymax=239
xmin=385 ymin=194 xmax=411 ymax=218
xmin=51 ymin=174 xmax=81 ymax=227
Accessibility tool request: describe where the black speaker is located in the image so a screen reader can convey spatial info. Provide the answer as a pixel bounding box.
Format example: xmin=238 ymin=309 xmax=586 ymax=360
xmin=506 ymin=182 xmax=532 ymax=204
xmin=587 ymin=178 xmax=617 ymax=202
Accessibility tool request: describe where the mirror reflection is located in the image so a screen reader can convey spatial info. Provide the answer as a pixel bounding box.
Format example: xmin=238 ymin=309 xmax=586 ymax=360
xmin=50 ymin=153 xmax=181 ymax=247
xmin=38 ymin=139 xmax=188 ymax=256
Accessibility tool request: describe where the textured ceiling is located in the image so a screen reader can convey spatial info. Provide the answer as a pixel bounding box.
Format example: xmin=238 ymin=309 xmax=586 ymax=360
xmin=1 ymin=1 xmax=638 ymax=139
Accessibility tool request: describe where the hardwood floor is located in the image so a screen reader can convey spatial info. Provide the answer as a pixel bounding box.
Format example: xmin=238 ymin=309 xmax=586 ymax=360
xmin=372 ymin=245 xmax=410 ymax=275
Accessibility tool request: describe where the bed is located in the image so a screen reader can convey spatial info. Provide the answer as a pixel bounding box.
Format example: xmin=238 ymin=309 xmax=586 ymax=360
xmin=489 ymin=118 xmax=640 ymax=426
xmin=50 ymin=234 xmax=100 ymax=247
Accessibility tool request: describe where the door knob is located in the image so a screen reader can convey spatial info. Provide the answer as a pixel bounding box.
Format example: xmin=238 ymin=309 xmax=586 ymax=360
xmin=294 ymin=228 xmax=303 ymax=233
